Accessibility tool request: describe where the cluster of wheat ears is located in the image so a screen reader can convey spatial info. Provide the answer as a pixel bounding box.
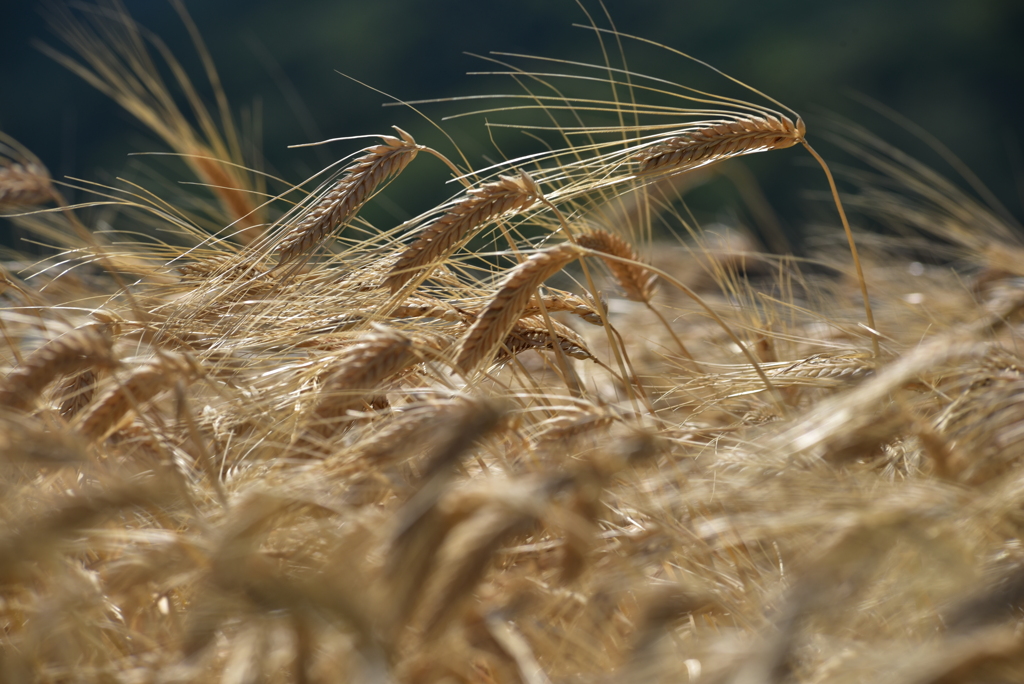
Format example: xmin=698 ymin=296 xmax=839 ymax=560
xmin=3 ymin=2 xmax=1024 ymax=682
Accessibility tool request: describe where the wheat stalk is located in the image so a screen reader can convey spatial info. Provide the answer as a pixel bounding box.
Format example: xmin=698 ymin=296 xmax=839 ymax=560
xmin=385 ymin=172 xmax=538 ymax=293
xmin=277 ymin=129 xmax=420 ymax=266
xmin=455 ymin=243 xmax=580 ymax=373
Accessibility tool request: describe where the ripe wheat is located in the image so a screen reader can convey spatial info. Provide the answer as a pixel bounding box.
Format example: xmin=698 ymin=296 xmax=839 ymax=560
xmin=634 ymin=114 xmax=805 ymax=176
xmin=455 ymin=243 xmax=580 ymax=373
xmin=76 ymin=353 xmax=200 ymax=442
xmin=0 ymin=161 xmax=55 ymax=208
xmin=277 ymin=129 xmax=420 ymax=266
xmin=0 ymin=326 xmax=116 ymax=412
xmin=385 ymin=172 xmax=538 ymax=292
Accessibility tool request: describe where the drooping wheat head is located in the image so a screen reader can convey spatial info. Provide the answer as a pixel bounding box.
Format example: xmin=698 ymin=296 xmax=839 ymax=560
xmin=455 ymin=242 xmax=580 ymax=373
xmin=276 ymin=128 xmax=421 ymax=266
xmin=385 ymin=172 xmax=539 ymax=293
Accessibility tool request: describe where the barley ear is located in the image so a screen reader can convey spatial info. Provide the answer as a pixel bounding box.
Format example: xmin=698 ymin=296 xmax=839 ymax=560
xmin=302 ymin=327 xmax=420 ymax=438
xmin=576 ymin=228 xmax=697 ymax=366
xmin=76 ymin=353 xmax=200 ymax=443
xmin=0 ymin=133 xmax=55 ymax=208
xmin=576 ymin=229 xmax=657 ymax=303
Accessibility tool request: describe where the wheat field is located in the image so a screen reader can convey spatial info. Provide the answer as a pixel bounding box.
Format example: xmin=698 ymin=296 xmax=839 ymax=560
xmin=2 ymin=3 xmax=1024 ymax=683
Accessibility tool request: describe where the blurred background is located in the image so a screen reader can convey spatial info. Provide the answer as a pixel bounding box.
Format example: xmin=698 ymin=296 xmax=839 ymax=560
xmin=1 ymin=0 xmax=1022 ymax=250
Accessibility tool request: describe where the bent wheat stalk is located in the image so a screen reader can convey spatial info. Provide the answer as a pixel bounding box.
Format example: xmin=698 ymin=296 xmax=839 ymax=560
xmin=385 ymin=171 xmax=538 ymax=293
xmin=277 ymin=128 xmax=421 ymax=266
xmin=631 ymin=115 xmax=877 ymax=355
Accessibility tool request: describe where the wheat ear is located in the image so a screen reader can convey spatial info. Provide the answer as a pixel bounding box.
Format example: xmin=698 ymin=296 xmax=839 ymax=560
xmin=277 ymin=128 xmax=420 ymax=266
xmin=176 ymin=254 xmax=268 ymax=280
xmin=56 ymin=370 xmax=100 ymax=420
xmin=577 ymin=228 xmax=697 ymax=366
xmin=575 ymin=230 xmax=657 ymax=302
xmin=304 ymin=328 xmax=422 ymax=436
xmin=455 ymin=243 xmax=579 ymax=373
xmin=0 ymin=134 xmax=55 ymax=208
xmin=0 ymin=326 xmax=116 ymax=412
xmin=635 ymin=114 xmax=877 ymax=355
xmin=387 ymin=297 xmax=468 ymax=323
xmin=0 ymin=161 xmax=55 ymax=208
xmin=493 ymin=316 xmax=594 ymax=365
xmin=385 ymin=171 xmax=538 ymax=293
xmin=635 ymin=114 xmax=804 ymax=175
xmin=76 ymin=353 xmax=201 ymax=442
xmin=524 ymin=290 xmax=603 ymax=325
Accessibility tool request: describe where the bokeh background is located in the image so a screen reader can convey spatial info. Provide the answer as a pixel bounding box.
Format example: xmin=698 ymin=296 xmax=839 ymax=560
xmin=2 ymin=0 xmax=1022 ymax=249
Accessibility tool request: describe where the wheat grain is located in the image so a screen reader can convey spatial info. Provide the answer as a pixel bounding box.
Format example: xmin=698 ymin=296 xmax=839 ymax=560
xmin=634 ymin=114 xmax=804 ymax=176
xmin=455 ymin=243 xmax=580 ymax=373
xmin=385 ymin=172 xmax=538 ymax=293
xmin=0 ymin=326 xmax=116 ymax=412
xmin=277 ymin=128 xmax=420 ymax=266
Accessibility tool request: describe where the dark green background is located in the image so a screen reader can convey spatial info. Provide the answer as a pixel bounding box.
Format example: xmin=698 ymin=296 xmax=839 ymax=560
xmin=2 ymin=0 xmax=1022 ymax=247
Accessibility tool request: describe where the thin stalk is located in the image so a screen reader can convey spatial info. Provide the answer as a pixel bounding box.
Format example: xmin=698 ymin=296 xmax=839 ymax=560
xmin=802 ymin=141 xmax=879 ymax=358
